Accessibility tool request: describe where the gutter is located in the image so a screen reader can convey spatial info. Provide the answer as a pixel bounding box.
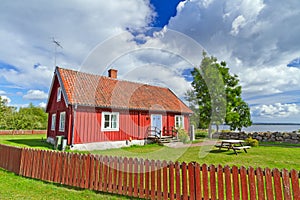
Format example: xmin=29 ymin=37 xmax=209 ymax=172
xmin=71 ymin=104 xmax=77 ymax=147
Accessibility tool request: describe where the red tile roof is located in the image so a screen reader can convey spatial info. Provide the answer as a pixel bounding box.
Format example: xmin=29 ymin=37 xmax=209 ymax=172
xmin=56 ymin=67 xmax=193 ymax=114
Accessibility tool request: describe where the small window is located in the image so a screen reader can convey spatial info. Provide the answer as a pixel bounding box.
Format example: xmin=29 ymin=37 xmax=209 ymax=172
xmin=57 ymin=87 xmax=62 ymax=102
xmin=59 ymin=112 xmax=66 ymax=132
xmin=101 ymin=112 xmax=119 ymax=131
xmin=175 ymin=115 xmax=184 ymax=129
xmin=51 ymin=114 xmax=56 ymax=131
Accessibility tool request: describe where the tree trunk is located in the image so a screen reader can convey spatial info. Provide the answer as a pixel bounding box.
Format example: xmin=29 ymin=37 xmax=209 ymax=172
xmin=208 ymin=124 xmax=212 ymax=139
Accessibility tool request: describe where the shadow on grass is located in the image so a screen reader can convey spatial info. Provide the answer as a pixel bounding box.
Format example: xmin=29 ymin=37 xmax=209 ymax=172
xmin=209 ymin=149 xmax=240 ymax=155
xmin=6 ymin=139 xmax=54 ymax=149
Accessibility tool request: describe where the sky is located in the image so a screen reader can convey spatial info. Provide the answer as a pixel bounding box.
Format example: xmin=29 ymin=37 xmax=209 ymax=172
xmin=0 ymin=0 xmax=300 ymax=123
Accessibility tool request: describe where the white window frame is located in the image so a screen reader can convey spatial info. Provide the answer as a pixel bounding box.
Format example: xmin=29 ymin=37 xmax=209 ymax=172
xmin=59 ymin=111 xmax=66 ymax=132
xmin=175 ymin=115 xmax=184 ymax=129
xmin=101 ymin=112 xmax=119 ymax=131
xmin=57 ymin=87 xmax=62 ymax=102
xmin=51 ymin=114 xmax=56 ymax=131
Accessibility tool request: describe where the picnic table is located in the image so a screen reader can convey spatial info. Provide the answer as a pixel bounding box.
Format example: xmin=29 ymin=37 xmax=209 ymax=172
xmin=215 ymin=139 xmax=251 ymax=155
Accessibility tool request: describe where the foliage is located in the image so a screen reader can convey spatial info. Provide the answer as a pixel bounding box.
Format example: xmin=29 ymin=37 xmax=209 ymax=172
xmin=0 ymin=99 xmax=47 ymax=130
xmin=245 ymin=137 xmax=259 ymax=147
xmin=195 ymin=129 xmax=208 ymax=139
xmin=177 ymin=129 xmax=190 ymax=143
xmin=186 ymin=51 xmax=252 ymax=134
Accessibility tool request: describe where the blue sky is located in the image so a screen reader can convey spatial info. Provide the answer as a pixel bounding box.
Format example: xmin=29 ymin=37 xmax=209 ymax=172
xmin=0 ymin=0 xmax=300 ymax=123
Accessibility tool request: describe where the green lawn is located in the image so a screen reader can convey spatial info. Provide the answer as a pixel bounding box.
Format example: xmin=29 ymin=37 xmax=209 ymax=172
xmin=90 ymin=142 xmax=300 ymax=170
xmin=0 ymin=168 xmax=131 ymax=200
xmin=1 ymin=134 xmax=299 ymax=170
xmin=0 ymin=134 xmax=53 ymax=150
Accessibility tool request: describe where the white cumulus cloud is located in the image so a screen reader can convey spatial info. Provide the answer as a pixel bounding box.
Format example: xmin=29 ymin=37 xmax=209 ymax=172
xmin=252 ymin=103 xmax=300 ymax=118
xmin=23 ymin=90 xmax=48 ymax=100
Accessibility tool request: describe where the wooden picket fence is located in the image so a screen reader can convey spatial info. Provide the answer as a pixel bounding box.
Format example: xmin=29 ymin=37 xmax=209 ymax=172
xmin=0 ymin=130 xmax=46 ymax=135
xmin=0 ymin=144 xmax=300 ymax=199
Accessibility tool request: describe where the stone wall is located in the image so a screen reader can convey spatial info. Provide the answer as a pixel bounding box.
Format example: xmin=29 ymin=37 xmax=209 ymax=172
xmin=218 ymin=131 xmax=300 ymax=143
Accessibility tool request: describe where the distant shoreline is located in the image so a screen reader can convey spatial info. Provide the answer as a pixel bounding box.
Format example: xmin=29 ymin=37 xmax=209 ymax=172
xmin=252 ymin=123 xmax=300 ymax=126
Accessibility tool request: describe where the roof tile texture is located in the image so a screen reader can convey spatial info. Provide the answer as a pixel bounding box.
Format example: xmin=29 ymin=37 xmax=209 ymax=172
xmin=57 ymin=67 xmax=192 ymax=113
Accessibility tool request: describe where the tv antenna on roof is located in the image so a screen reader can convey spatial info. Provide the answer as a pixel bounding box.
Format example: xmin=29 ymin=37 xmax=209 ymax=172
xmin=52 ymin=37 xmax=63 ymax=67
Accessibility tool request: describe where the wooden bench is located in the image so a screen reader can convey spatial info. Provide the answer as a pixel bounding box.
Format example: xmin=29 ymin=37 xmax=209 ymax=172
xmin=232 ymin=146 xmax=251 ymax=154
xmin=215 ymin=144 xmax=231 ymax=151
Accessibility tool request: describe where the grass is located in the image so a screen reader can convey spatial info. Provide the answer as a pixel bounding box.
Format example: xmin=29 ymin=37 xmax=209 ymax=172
xmin=1 ymin=134 xmax=300 ymax=171
xmin=0 ymin=168 xmax=131 ymax=200
xmin=91 ymin=143 xmax=300 ymax=170
xmin=0 ymin=134 xmax=53 ymax=150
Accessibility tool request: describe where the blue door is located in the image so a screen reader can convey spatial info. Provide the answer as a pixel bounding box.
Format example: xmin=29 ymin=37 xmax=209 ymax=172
xmin=151 ymin=114 xmax=162 ymax=136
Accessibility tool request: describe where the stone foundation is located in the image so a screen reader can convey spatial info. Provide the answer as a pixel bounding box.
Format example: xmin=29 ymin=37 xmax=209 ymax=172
xmin=218 ymin=131 xmax=300 ymax=143
xmin=70 ymin=139 xmax=146 ymax=151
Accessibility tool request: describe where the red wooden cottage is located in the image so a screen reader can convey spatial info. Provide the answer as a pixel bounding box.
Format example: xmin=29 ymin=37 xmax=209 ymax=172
xmin=46 ymin=67 xmax=193 ymax=150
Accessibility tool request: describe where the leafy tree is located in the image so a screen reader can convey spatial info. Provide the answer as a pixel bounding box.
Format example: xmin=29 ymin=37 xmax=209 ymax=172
xmin=187 ymin=52 xmax=252 ymax=136
xmin=0 ymin=99 xmax=48 ymax=130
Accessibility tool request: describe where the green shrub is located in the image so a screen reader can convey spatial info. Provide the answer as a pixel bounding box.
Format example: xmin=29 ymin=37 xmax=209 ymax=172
xmin=245 ymin=137 xmax=259 ymax=147
xmin=195 ymin=129 xmax=208 ymax=138
xmin=178 ymin=129 xmax=189 ymax=143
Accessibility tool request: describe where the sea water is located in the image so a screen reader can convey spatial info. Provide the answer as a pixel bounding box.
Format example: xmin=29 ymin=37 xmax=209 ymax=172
xmin=216 ymin=124 xmax=300 ymax=133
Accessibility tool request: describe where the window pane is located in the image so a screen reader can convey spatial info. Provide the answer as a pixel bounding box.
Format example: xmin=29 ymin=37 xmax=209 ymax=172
xmin=111 ymin=114 xmax=117 ymax=122
xmin=112 ymin=121 xmax=117 ymax=128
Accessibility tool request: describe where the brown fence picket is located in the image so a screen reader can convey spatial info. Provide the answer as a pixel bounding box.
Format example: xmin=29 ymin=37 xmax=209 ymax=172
xmin=162 ymin=160 xmax=168 ymax=200
xmin=195 ymin=163 xmax=202 ymax=200
xmin=103 ymin=156 xmax=108 ymax=192
xmin=224 ymin=165 xmax=232 ymax=200
xmin=232 ymin=165 xmax=240 ymax=200
xmin=182 ymin=162 xmax=188 ymax=200
xmin=108 ymin=156 xmax=114 ymax=193
xmin=133 ymin=158 xmax=139 ymax=197
xmin=240 ymin=166 xmax=248 ymax=200
xmin=282 ymin=169 xmax=292 ymax=200
xmin=117 ymin=157 xmax=123 ymax=195
xmin=89 ymin=155 xmax=95 ymax=190
xmin=248 ymin=167 xmax=256 ymax=200
xmin=128 ymin=157 xmax=133 ymax=196
xmin=169 ymin=161 xmax=175 ymax=200
xmin=145 ymin=159 xmax=150 ymax=199
xmin=217 ymin=165 xmax=224 ymax=200
xmin=122 ymin=157 xmax=128 ymax=196
xmin=265 ymin=168 xmax=274 ymax=200
xmin=256 ymin=167 xmax=265 ymax=200
xmin=202 ymin=163 xmax=209 ymax=200
xmin=113 ymin=156 xmax=118 ymax=193
xmin=273 ymin=168 xmax=283 ymax=200
xmin=210 ymin=165 xmax=217 ymax=200
xmin=157 ymin=160 xmax=162 ymax=200
xmin=151 ymin=159 xmax=156 ymax=199
xmin=290 ymin=169 xmax=300 ymax=199
xmin=139 ymin=158 xmax=145 ymax=199
xmin=98 ymin=155 xmax=104 ymax=192
xmin=188 ymin=162 xmax=195 ymax=200
xmin=175 ymin=161 xmax=181 ymax=200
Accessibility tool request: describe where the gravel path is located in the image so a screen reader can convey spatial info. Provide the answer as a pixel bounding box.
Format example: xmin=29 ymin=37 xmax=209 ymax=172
xmin=164 ymin=140 xmax=218 ymax=148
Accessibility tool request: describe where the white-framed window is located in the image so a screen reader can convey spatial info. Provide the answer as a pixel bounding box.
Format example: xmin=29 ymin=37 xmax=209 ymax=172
xmin=101 ymin=112 xmax=119 ymax=131
xmin=51 ymin=114 xmax=56 ymax=131
xmin=175 ymin=115 xmax=184 ymax=129
xmin=57 ymin=87 xmax=62 ymax=102
xmin=59 ymin=111 xmax=66 ymax=132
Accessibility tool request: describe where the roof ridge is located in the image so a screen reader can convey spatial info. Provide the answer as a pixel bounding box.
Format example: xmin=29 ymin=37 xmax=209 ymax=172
xmin=57 ymin=66 xmax=170 ymax=90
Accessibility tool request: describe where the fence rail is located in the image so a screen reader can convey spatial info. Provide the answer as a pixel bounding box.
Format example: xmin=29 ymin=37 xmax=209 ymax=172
xmin=0 ymin=130 xmax=46 ymax=135
xmin=0 ymin=144 xmax=299 ymax=199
